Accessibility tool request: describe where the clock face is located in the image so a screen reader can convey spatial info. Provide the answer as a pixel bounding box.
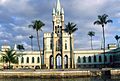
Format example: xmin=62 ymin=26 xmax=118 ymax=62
xmin=56 ymin=19 xmax=60 ymax=23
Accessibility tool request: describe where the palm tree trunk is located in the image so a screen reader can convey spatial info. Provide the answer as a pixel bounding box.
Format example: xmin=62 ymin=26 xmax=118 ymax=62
xmin=91 ymin=36 xmax=93 ymax=50
xmin=8 ymin=61 xmax=10 ymax=69
xmin=36 ymin=31 xmax=42 ymax=68
xmin=102 ymin=25 xmax=105 ymax=68
xmin=70 ymin=34 xmax=73 ymax=68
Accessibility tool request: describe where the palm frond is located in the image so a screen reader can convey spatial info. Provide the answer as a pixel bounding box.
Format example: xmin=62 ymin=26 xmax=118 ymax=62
xmin=65 ymin=22 xmax=78 ymax=35
xmin=94 ymin=14 xmax=112 ymax=27
xmin=94 ymin=20 xmax=101 ymax=25
xmin=28 ymin=20 xmax=45 ymax=31
xmin=1 ymin=49 xmax=18 ymax=64
xmin=115 ymin=35 xmax=119 ymax=40
xmin=106 ymin=20 xmax=113 ymax=23
xmin=72 ymin=28 xmax=78 ymax=33
xmin=88 ymin=31 xmax=95 ymax=37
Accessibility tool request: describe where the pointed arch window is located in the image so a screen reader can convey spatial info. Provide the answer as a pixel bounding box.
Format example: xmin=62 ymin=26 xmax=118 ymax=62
xmin=37 ymin=57 xmax=40 ymax=63
xmin=94 ymin=55 xmax=96 ymax=62
xmin=99 ymin=56 xmax=102 ymax=62
xmin=78 ymin=56 xmax=81 ymax=63
xmin=32 ymin=57 xmax=34 ymax=63
xmin=104 ymin=55 xmax=107 ymax=62
xmin=83 ymin=56 xmax=86 ymax=63
xmin=26 ymin=57 xmax=29 ymax=63
xmin=50 ymin=40 xmax=52 ymax=50
xmin=21 ymin=57 xmax=24 ymax=63
xmin=88 ymin=56 xmax=91 ymax=63
xmin=65 ymin=43 xmax=67 ymax=50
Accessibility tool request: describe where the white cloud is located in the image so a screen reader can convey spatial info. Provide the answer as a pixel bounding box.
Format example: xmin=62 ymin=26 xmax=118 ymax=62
xmin=0 ymin=0 xmax=119 ymax=50
xmin=21 ymin=41 xmax=31 ymax=50
xmin=0 ymin=0 xmax=7 ymax=5
xmin=15 ymin=35 xmax=24 ymax=40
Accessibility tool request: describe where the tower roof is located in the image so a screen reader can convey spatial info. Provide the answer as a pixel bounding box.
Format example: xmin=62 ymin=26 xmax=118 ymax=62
xmin=56 ymin=0 xmax=61 ymax=14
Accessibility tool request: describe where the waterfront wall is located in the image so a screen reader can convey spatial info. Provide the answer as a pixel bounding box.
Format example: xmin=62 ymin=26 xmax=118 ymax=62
xmin=0 ymin=69 xmax=119 ymax=78
xmin=111 ymin=69 xmax=120 ymax=76
xmin=0 ymin=70 xmax=93 ymax=78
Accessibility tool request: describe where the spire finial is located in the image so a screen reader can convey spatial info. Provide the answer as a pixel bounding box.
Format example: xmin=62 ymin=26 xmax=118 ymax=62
xmin=56 ymin=0 xmax=61 ymax=14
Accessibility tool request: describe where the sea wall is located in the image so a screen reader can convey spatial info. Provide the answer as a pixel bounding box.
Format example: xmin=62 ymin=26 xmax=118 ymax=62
xmin=111 ymin=69 xmax=120 ymax=76
xmin=0 ymin=69 xmax=119 ymax=78
xmin=0 ymin=70 xmax=94 ymax=78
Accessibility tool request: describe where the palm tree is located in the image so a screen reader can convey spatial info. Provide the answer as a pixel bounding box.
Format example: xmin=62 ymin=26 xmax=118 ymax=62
xmin=94 ymin=14 xmax=112 ymax=67
xmin=64 ymin=22 xmax=78 ymax=68
xmin=17 ymin=44 xmax=25 ymax=51
xmin=88 ymin=31 xmax=95 ymax=50
xmin=29 ymin=20 xmax=45 ymax=67
xmin=1 ymin=49 xmax=18 ymax=69
xmin=115 ymin=35 xmax=120 ymax=47
xmin=29 ymin=35 xmax=34 ymax=51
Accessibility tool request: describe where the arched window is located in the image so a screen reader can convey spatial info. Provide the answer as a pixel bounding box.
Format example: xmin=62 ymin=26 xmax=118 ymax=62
xmin=99 ymin=56 xmax=102 ymax=62
xmin=65 ymin=43 xmax=67 ymax=50
xmin=94 ymin=55 xmax=96 ymax=62
xmin=21 ymin=57 xmax=24 ymax=63
xmin=37 ymin=57 xmax=40 ymax=63
xmin=26 ymin=57 xmax=29 ymax=63
xmin=88 ymin=56 xmax=91 ymax=63
xmin=110 ymin=55 xmax=113 ymax=62
xmin=83 ymin=56 xmax=86 ymax=63
xmin=50 ymin=40 xmax=52 ymax=50
xmin=104 ymin=55 xmax=107 ymax=62
xmin=32 ymin=57 xmax=34 ymax=63
xmin=78 ymin=56 xmax=81 ymax=63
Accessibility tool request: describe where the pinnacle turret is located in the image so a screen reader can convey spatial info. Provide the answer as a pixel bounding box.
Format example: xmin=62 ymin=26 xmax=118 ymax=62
xmin=56 ymin=0 xmax=61 ymax=14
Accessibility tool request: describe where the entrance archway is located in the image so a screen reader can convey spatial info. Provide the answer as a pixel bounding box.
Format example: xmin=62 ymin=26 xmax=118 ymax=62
xmin=56 ymin=54 xmax=62 ymax=69
xmin=49 ymin=55 xmax=53 ymax=69
xmin=64 ymin=55 xmax=68 ymax=68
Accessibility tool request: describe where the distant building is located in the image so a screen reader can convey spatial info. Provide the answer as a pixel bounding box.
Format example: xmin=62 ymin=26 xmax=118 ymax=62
xmin=1 ymin=44 xmax=11 ymax=52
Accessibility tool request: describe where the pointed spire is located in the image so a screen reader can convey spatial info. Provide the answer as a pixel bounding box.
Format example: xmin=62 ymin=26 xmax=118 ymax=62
xmin=52 ymin=8 xmax=55 ymax=15
xmin=14 ymin=44 xmax=17 ymax=51
xmin=56 ymin=0 xmax=61 ymax=14
xmin=61 ymin=8 xmax=64 ymax=14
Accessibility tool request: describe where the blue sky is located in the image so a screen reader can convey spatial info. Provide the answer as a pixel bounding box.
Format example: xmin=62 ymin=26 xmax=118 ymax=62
xmin=0 ymin=0 xmax=120 ymax=50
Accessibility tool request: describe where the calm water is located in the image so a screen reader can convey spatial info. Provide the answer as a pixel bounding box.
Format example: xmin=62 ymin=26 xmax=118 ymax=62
xmin=0 ymin=76 xmax=120 ymax=81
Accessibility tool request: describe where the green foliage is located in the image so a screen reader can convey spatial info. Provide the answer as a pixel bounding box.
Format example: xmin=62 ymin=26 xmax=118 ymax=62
xmin=29 ymin=35 xmax=34 ymax=39
xmin=29 ymin=20 xmax=45 ymax=32
xmin=29 ymin=19 xmax=45 ymax=66
xmin=94 ymin=14 xmax=112 ymax=67
xmin=1 ymin=49 xmax=18 ymax=68
xmin=88 ymin=31 xmax=95 ymax=50
xmin=17 ymin=44 xmax=25 ymax=51
xmin=94 ymin=14 xmax=112 ymax=27
xmin=64 ymin=22 xmax=78 ymax=35
xmin=65 ymin=22 xmax=78 ymax=68
xmin=115 ymin=35 xmax=120 ymax=41
xmin=88 ymin=31 xmax=95 ymax=37
xmin=115 ymin=35 xmax=120 ymax=47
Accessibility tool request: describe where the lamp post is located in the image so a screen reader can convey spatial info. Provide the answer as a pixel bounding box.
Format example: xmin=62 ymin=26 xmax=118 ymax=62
xmin=29 ymin=35 xmax=34 ymax=51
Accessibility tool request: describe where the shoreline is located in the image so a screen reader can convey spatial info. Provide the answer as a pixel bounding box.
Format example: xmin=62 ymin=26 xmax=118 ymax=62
xmin=0 ymin=69 xmax=119 ymax=78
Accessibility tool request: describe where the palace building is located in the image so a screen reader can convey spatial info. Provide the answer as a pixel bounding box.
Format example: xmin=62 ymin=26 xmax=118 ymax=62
xmin=0 ymin=0 xmax=119 ymax=69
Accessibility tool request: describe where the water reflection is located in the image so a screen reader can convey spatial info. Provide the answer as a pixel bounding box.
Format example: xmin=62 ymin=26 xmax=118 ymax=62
xmin=0 ymin=76 xmax=120 ymax=81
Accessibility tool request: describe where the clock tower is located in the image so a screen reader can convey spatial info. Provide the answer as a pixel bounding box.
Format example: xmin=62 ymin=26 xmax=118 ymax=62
xmin=52 ymin=0 xmax=64 ymax=36
xmin=43 ymin=0 xmax=73 ymax=69
xmin=52 ymin=0 xmax=65 ymax=69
